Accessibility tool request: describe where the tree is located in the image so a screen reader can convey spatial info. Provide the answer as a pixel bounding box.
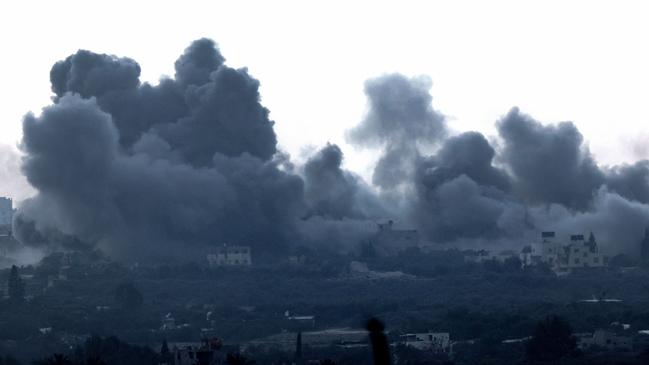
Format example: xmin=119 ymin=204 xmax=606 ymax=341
xmin=295 ymin=331 xmax=302 ymax=364
xmin=37 ymin=354 xmax=73 ymax=365
xmin=114 ymin=282 xmax=143 ymax=310
xmin=526 ymin=315 xmax=577 ymax=362
xmin=160 ymin=339 xmax=172 ymax=365
xmin=83 ymin=358 xmax=106 ymax=365
xmin=161 ymin=339 xmax=170 ymax=355
xmin=319 ymin=360 xmax=337 ymax=365
xmin=0 ymin=355 xmax=21 ymax=365
xmin=225 ymin=353 xmax=255 ymax=365
xmin=7 ymin=265 xmax=25 ymax=302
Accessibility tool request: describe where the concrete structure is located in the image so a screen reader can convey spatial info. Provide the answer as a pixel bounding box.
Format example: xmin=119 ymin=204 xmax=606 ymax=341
xmin=372 ymin=220 xmax=419 ymax=254
xmin=172 ymin=338 xmax=222 ymax=365
xmin=400 ymin=332 xmax=450 ymax=353
xmin=464 ymin=249 xmax=519 ymax=265
xmin=0 ymin=197 xmax=13 ymax=227
xmin=522 ymin=231 xmax=608 ymax=273
xmin=576 ymin=330 xmax=633 ymax=351
xmin=284 ymin=310 xmax=316 ymax=328
xmin=244 ymin=328 xmax=368 ymax=352
xmin=206 ymin=245 xmax=251 ymax=267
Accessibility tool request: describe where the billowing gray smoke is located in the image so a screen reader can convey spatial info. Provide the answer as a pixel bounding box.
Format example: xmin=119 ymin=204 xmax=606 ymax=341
xmin=17 ymin=94 xmax=304 ymax=260
xmin=347 ymin=74 xmax=446 ymax=190
xmin=497 ymin=107 xmax=605 ymax=210
xmin=15 ymin=39 xmax=314 ymax=261
xmin=13 ymin=38 xmax=649 ymax=259
xmin=303 ymin=143 xmax=385 ymax=220
xmin=412 ymin=132 xmax=528 ymax=242
xmin=49 ymin=38 xmax=277 ymax=166
xmin=346 ymin=77 xmax=649 ymax=254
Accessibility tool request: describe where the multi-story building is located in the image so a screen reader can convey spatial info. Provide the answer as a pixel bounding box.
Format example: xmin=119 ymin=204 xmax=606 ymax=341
xmin=0 ymin=197 xmax=13 ymax=227
xmin=206 ymin=245 xmax=251 ymax=267
xmin=527 ymin=231 xmax=608 ymax=273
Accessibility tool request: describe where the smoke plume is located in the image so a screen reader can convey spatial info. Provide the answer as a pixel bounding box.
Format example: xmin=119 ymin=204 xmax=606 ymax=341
xmin=13 ymin=38 xmax=649 ymax=260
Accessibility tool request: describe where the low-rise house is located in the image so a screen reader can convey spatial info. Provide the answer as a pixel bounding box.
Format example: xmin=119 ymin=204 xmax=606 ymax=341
xmin=285 ymin=310 xmax=316 ymax=328
xmin=400 ymin=332 xmax=450 ymax=353
xmin=172 ymin=338 xmax=222 ymax=365
xmin=577 ymin=330 xmax=633 ymax=352
xmin=244 ymin=328 xmax=368 ymax=352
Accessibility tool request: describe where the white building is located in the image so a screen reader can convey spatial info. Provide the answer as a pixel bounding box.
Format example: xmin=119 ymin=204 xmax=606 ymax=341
xmin=523 ymin=231 xmax=608 ymax=273
xmin=206 ymin=244 xmax=251 ymax=267
xmin=400 ymin=332 xmax=450 ymax=352
xmin=0 ymin=197 xmax=13 ymax=227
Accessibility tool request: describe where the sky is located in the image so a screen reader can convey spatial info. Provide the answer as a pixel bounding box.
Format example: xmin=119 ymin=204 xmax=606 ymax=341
xmin=1 ymin=0 xmax=649 ymax=202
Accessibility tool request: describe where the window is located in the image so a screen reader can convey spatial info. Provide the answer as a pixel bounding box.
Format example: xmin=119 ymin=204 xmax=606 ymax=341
xmin=574 ymin=258 xmax=580 ymax=264
xmin=593 ymin=257 xmax=599 ymax=263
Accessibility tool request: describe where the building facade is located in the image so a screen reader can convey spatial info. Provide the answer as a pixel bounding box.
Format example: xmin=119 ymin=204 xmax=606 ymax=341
xmin=0 ymin=197 xmax=13 ymax=227
xmin=528 ymin=231 xmax=608 ymax=273
xmin=400 ymin=332 xmax=450 ymax=352
xmin=206 ymin=245 xmax=251 ymax=267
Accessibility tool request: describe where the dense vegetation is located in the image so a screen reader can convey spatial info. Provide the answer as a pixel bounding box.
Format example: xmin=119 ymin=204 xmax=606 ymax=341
xmin=0 ymin=248 xmax=649 ymax=363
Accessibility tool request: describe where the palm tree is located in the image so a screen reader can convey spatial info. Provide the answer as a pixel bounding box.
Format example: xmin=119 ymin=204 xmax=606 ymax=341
xmin=225 ymin=352 xmax=255 ymax=365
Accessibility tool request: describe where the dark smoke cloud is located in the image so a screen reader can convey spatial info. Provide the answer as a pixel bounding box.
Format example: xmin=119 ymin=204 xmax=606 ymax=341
xmin=347 ymin=74 xmax=446 ymax=190
xmin=530 ymin=188 xmax=649 ymax=254
xmin=15 ymin=40 xmax=304 ymax=261
xmin=16 ymin=94 xmax=304 ymax=260
xmin=411 ymin=132 xmax=527 ymax=242
xmin=346 ymin=78 xmax=649 ymax=252
xmin=174 ymin=38 xmax=226 ymax=87
xmin=303 ymin=143 xmax=385 ymax=220
xmin=421 ymin=132 xmax=510 ymax=192
xmin=155 ymin=65 xmax=277 ymax=166
xmin=49 ymin=38 xmax=276 ymax=165
xmin=604 ymin=161 xmax=649 ymax=204
xmin=15 ymin=38 xmax=649 ymax=260
xmin=497 ymin=107 xmax=605 ymax=210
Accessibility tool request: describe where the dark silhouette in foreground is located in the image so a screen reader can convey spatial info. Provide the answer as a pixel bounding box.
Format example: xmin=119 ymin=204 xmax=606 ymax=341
xmin=526 ymin=315 xmax=577 ymax=362
xmin=366 ymin=317 xmax=391 ymax=365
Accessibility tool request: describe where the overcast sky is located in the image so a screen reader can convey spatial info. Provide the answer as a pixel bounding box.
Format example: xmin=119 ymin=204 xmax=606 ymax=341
xmin=1 ymin=0 xmax=649 ymax=201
